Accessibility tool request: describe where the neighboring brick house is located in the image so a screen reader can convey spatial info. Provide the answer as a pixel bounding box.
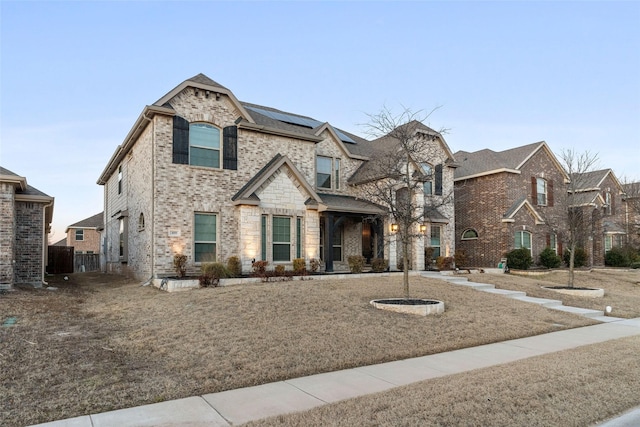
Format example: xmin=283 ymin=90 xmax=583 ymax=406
xmin=570 ymin=169 xmax=627 ymax=266
xmin=97 ymin=74 xmax=456 ymax=280
xmin=0 ymin=166 xmax=54 ymax=288
xmin=453 ymin=142 xmax=569 ymax=268
xmin=65 ymin=212 xmax=103 ymax=254
xmin=622 ymin=182 xmax=640 ymax=249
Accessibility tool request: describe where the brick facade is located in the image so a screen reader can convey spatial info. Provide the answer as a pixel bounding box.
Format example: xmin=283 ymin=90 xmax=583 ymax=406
xmin=455 ymin=144 xmax=568 ymax=268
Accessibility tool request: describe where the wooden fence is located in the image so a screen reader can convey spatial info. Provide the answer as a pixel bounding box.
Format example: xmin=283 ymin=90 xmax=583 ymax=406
xmin=74 ymin=253 xmax=100 ymax=272
xmin=47 ymin=247 xmax=101 ymax=274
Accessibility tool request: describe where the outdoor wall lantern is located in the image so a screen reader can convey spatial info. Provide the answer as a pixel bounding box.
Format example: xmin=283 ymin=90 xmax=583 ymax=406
xmin=420 ymin=224 xmax=427 ymax=233
xmin=390 ymin=223 xmax=399 ymax=232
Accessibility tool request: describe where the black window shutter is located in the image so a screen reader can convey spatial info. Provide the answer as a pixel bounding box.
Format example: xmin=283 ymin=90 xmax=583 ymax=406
xmin=435 ymin=164 xmax=443 ymax=195
xmin=223 ymin=126 xmax=238 ymax=170
xmin=172 ymin=116 xmax=189 ymax=164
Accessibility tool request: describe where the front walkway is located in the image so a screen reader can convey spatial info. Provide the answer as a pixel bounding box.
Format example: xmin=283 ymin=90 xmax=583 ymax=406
xmin=31 ymin=273 xmax=640 ymax=427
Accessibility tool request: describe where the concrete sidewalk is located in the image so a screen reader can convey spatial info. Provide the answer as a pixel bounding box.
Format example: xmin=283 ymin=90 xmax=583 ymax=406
xmin=30 ymin=318 xmax=640 ymax=427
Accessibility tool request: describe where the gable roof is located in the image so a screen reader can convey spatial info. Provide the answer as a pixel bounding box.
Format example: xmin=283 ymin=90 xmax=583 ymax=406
xmin=573 ymin=169 xmax=622 ymax=192
xmin=314 ymin=193 xmax=387 ymax=215
xmin=502 ymin=196 xmax=545 ymax=224
xmin=232 ymin=153 xmax=322 ymax=206
xmin=454 ymin=141 xmax=568 ymax=182
xmin=66 ymin=212 xmax=103 ymax=231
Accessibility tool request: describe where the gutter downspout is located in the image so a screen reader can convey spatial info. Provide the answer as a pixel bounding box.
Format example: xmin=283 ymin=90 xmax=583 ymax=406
xmin=42 ymin=200 xmax=54 ymax=286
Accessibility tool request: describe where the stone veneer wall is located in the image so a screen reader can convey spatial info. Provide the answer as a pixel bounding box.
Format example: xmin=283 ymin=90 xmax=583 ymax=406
xmin=14 ymin=201 xmax=45 ymax=285
xmin=0 ymin=182 xmax=15 ymax=286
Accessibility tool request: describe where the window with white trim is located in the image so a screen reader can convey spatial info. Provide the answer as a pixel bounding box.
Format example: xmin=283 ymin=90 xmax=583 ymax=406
xmin=461 ymin=228 xmax=478 ymax=240
xmin=316 ymin=155 xmax=340 ymax=190
xmin=190 ymin=123 xmax=221 ymax=168
xmin=605 ymin=191 xmax=612 ymax=215
xmin=430 ymin=225 xmax=441 ymax=258
xmin=536 ymin=178 xmax=547 ymax=206
xmin=549 ymin=233 xmax=558 ymax=254
xmin=194 ymin=213 xmax=217 ymax=262
xmin=515 ymin=231 xmax=532 ymax=254
xmin=75 ymin=229 xmax=84 ymax=241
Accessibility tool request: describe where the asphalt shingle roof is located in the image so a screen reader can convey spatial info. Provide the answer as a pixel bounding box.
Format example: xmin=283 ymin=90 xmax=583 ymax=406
xmin=68 ymin=212 xmax=104 ymax=229
xmin=454 ymin=142 xmax=543 ymax=179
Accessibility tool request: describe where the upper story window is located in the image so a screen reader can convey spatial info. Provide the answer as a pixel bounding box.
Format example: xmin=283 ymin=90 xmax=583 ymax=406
xmin=421 ymin=163 xmax=433 ymax=195
xmin=190 ymin=123 xmax=221 ymax=168
xmin=317 ymin=155 xmax=340 ymax=190
xmin=461 ymin=228 xmax=478 ymax=240
xmin=172 ymin=116 xmax=237 ymax=170
xmin=536 ymin=178 xmax=547 ymax=206
xmin=75 ymin=229 xmax=84 ymax=241
xmin=532 ymin=176 xmax=553 ymax=206
xmin=605 ymin=191 xmax=612 ymax=215
xmin=118 ymin=166 xmax=123 ymax=195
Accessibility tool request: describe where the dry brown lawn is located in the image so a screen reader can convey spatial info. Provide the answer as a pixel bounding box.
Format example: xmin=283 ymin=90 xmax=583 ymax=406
xmin=0 ymin=270 xmax=636 ymax=426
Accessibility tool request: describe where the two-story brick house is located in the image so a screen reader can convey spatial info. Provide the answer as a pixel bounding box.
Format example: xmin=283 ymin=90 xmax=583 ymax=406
xmin=570 ymin=169 xmax=627 ymax=266
xmin=622 ymin=182 xmax=640 ymax=249
xmin=0 ymin=166 xmax=54 ymax=288
xmin=453 ymin=142 xmax=569 ymax=268
xmin=97 ymin=74 xmax=456 ymax=280
xmin=65 ymin=212 xmax=103 ymax=254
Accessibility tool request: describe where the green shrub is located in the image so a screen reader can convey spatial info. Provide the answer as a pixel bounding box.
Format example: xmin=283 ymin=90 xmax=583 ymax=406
xmin=436 ymin=256 xmax=454 ymax=270
xmin=274 ymin=264 xmax=286 ymax=276
xmin=605 ymin=247 xmax=630 ymax=267
xmin=631 ymin=262 xmax=640 ymax=269
xmin=371 ymin=258 xmax=389 ymax=273
xmin=309 ymin=258 xmax=321 ymax=273
xmin=293 ymin=258 xmax=306 ymax=274
xmin=506 ymin=248 xmax=532 ymax=270
xmin=539 ymin=247 xmax=562 ymax=268
xmin=173 ymin=254 xmax=187 ymax=277
xmin=563 ymin=247 xmax=588 ymax=267
xmin=226 ymin=256 xmax=242 ymax=277
xmin=347 ymin=255 xmax=365 ymax=273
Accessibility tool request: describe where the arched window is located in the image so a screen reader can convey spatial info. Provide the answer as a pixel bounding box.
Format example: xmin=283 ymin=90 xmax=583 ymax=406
xmin=138 ymin=213 xmax=145 ymax=231
xmin=461 ymin=228 xmax=479 ymax=240
xmin=190 ymin=123 xmax=221 ymax=168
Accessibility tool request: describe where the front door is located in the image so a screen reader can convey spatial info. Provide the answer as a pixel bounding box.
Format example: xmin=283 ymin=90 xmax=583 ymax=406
xmin=362 ymin=222 xmax=374 ymax=263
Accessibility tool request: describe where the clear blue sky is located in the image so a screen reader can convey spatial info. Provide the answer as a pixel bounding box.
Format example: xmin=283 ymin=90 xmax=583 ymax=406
xmin=1 ymin=1 xmax=639 ymax=242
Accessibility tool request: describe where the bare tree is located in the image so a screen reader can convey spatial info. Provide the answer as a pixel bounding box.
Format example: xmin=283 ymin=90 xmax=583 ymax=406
xmin=352 ymin=106 xmax=451 ymax=297
xmin=558 ymin=149 xmax=600 ymax=287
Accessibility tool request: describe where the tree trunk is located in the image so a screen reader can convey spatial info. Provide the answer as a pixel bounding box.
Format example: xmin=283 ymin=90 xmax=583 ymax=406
xmin=402 ymin=227 xmax=409 ymax=298
xmin=568 ymin=242 xmax=575 ymax=288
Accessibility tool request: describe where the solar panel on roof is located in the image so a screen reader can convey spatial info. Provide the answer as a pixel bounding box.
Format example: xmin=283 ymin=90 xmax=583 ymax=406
xmin=246 ymin=105 xmax=356 ymax=144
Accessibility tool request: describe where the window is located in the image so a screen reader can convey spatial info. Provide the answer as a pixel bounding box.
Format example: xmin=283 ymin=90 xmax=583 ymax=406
xmin=605 ymin=192 xmax=612 ymax=215
xmin=461 ymin=229 xmax=478 ymax=240
xmin=261 ymin=215 xmax=267 ymax=261
xmin=190 ymin=123 xmax=221 ymax=168
xmin=421 ymin=163 xmax=433 ymax=195
xmin=118 ymin=166 xmax=122 ymax=195
xmin=194 ymin=213 xmax=217 ymax=262
xmin=434 ymin=164 xmax=443 ymax=196
xmin=119 ymin=219 xmax=125 ymax=258
xmin=430 ymin=225 xmax=441 ymax=258
xmin=316 ymin=156 xmax=340 ymax=190
xmin=605 ymin=234 xmax=623 ymax=252
xmin=515 ymin=231 xmax=532 ymax=254
xmin=75 ymin=229 xmax=84 ymax=241
xmin=319 ymin=219 xmax=342 ymax=262
xmin=296 ymin=217 xmax=302 ymax=259
xmin=272 ymin=216 xmax=291 ymax=262
xmin=549 ymin=233 xmax=558 ymax=254
xmin=536 ymin=178 xmax=547 ymax=206
xmin=138 ymin=213 xmax=145 ymax=231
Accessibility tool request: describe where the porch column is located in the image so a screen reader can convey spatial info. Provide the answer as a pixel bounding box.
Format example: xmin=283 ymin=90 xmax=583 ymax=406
xmin=324 ymin=213 xmax=334 ymax=272
xmin=389 ymin=220 xmax=398 ymax=270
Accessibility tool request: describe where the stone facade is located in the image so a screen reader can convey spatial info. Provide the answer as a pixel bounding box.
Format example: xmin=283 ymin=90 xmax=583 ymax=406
xmin=98 ymin=75 xmax=456 ymax=280
xmin=0 ymin=182 xmax=15 ymax=286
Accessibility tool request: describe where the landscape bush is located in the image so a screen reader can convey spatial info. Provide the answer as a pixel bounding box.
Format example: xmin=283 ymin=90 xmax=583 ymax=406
xmin=506 ymin=248 xmax=533 ymax=270
xmin=347 ymin=255 xmax=365 ymax=273
xmin=199 ymin=262 xmax=230 ymax=287
xmin=226 ymin=256 xmax=243 ymax=277
xmin=293 ymin=258 xmax=306 ymax=274
xmin=309 ymin=258 xmax=321 ymax=273
xmin=251 ymin=260 xmax=269 ymax=278
xmin=539 ymin=247 xmax=562 ymax=268
xmin=605 ymin=247 xmax=630 ymax=267
xmin=371 ymin=258 xmax=389 ymax=273
xmin=563 ymin=247 xmax=588 ymax=268
xmin=436 ymin=256 xmax=454 ymax=270
xmin=173 ymin=254 xmax=187 ymax=277
xmin=454 ymin=249 xmax=467 ymax=267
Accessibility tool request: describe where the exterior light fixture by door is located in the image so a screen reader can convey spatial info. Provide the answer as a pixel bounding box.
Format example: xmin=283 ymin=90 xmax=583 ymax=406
xmin=390 ymin=223 xmax=399 ymax=232
xmin=420 ymin=224 xmax=427 ymax=233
